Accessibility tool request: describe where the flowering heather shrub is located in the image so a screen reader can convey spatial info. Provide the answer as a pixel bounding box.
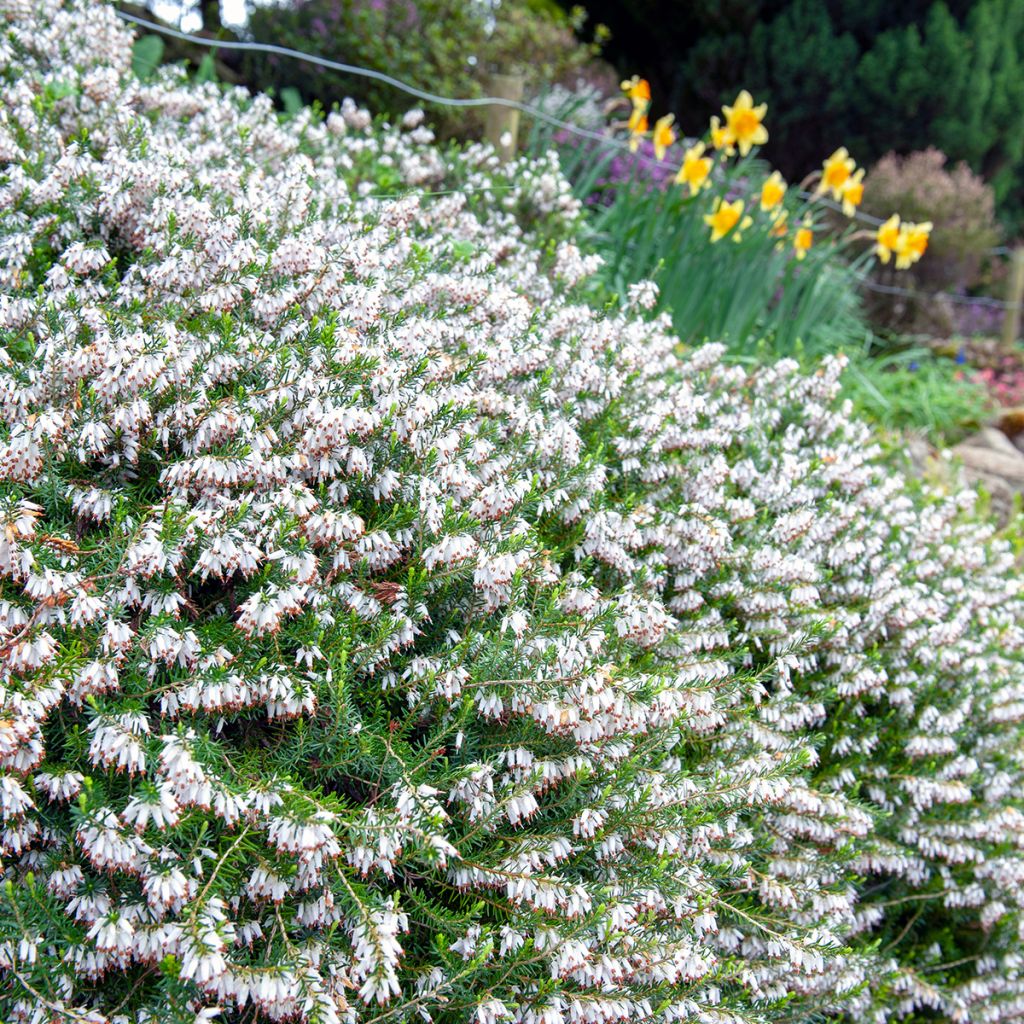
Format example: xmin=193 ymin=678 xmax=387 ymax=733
xmin=2 ymin=4 xmax=1024 ymax=1024
xmin=529 ymin=82 xmax=609 ymax=134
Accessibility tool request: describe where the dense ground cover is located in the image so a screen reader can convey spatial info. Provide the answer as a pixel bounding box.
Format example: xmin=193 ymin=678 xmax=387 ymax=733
xmin=1 ymin=4 xmax=1024 ymax=1024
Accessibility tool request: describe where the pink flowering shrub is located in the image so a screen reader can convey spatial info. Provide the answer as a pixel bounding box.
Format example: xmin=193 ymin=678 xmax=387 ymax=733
xmin=974 ymin=361 xmax=1024 ymax=408
xmin=1 ymin=4 xmax=1024 ymax=1024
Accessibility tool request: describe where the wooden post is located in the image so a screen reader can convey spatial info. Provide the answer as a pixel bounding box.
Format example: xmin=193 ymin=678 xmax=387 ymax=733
xmin=1002 ymin=247 xmax=1024 ymax=348
xmin=484 ymin=73 xmax=524 ymax=164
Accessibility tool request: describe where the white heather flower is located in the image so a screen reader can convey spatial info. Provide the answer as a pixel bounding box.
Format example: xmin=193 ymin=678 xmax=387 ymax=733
xmin=626 ymin=280 xmax=659 ymax=311
xmin=87 ymin=911 xmax=135 ymax=952
xmin=121 ymin=782 xmax=179 ymax=832
xmin=0 ymin=774 xmax=33 ymax=820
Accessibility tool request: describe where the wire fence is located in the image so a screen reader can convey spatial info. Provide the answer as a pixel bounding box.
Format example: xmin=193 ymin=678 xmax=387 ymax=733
xmin=856 ymin=276 xmax=1015 ymax=307
xmin=856 ymin=276 xmax=1021 ymax=310
xmin=115 ymin=9 xmax=1024 ymax=318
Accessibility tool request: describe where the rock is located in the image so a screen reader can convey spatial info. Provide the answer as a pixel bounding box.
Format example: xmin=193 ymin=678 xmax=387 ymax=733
xmin=952 ymin=442 xmax=1024 ymax=484
xmin=959 ymin=426 xmax=1024 ymax=458
xmin=951 ymin=439 xmax=1024 ymax=521
xmin=903 ymin=428 xmax=1024 ymax=523
xmin=904 ymin=433 xmax=934 ymax=477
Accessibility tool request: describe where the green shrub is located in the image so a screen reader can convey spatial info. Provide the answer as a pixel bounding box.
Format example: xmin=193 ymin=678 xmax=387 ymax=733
xmin=3 ymin=5 xmax=1024 ymax=1024
xmin=241 ymin=0 xmax=608 ymax=137
xmin=842 ymin=348 xmax=990 ymax=442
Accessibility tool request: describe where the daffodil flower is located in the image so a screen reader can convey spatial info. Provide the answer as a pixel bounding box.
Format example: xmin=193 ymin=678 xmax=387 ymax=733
xmin=770 ymin=210 xmax=789 ymax=240
xmin=652 ymin=114 xmax=676 ymax=161
xmin=875 ymin=214 xmax=901 ymax=264
xmin=906 ymin=221 xmax=932 ymax=259
xmin=759 ymin=171 xmax=787 ymax=213
xmin=704 ymin=198 xmax=752 ymax=243
xmin=794 ymin=218 xmax=813 ymax=260
xmin=620 ymin=75 xmax=651 ymax=109
xmin=675 ymin=142 xmax=713 ymax=195
xmin=722 ymin=91 xmax=768 ymax=156
xmin=895 ymin=221 xmax=933 ymax=269
xmin=709 ymin=115 xmax=735 ymax=155
xmin=818 ymin=147 xmax=856 ymax=201
xmin=840 ymin=169 xmax=864 ymax=217
xmin=628 ymin=107 xmax=648 ymax=153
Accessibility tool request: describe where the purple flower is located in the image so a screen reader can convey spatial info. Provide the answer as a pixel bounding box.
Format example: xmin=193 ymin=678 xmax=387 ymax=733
xmin=555 ymin=133 xmax=676 ymax=207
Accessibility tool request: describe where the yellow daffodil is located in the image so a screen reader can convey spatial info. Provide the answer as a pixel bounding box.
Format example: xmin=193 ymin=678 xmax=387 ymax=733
xmin=770 ymin=210 xmax=789 ymax=239
xmin=759 ymin=170 xmax=787 ymax=213
xmin=704 ymin=197 xmax=752 ymax=243
xmin=628 ymin=107 xmax=648 ymax=152
xmin=894 ymin=221 xmax=933 ymax=269
xmin=652 ymin=113 xmax=676 ymax=161
xmin=818 ymin=147 xmax=856 ymax=200
xmin=675 ymin=141 xmax=713 ymax=195
xmin=794 ymin=218 xmax=813 ymax=260
xmin=875 ymin=214 xmax=901 ymax=264
xmin=906 ymin=221 xmax=932 ymax=260
xmin=709 ymin=115 xmax=735 ymax=154
xmin=620 ymin=75 xmax=651 ymax=109
xmin=840 ymin=168 xmax=864 ymax=217
xmin=722 ymin=90 xmax=768 ymax=156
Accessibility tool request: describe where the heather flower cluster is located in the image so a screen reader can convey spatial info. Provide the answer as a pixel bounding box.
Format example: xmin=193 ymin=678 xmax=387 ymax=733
xmin=1 ymin=4 xmax=1024 ymax=1024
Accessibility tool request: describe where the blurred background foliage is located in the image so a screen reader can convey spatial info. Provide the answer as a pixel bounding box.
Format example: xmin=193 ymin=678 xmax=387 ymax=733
xmin=859 ymin=148 xmax=1002 ymax=335
xmin=134 ymin=0 xmax=1024 ymax=234
xmin=557 ymin=0 xmax=1024 ymax=233
xmin=239 ymin=0 xmax=613 ymax=138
